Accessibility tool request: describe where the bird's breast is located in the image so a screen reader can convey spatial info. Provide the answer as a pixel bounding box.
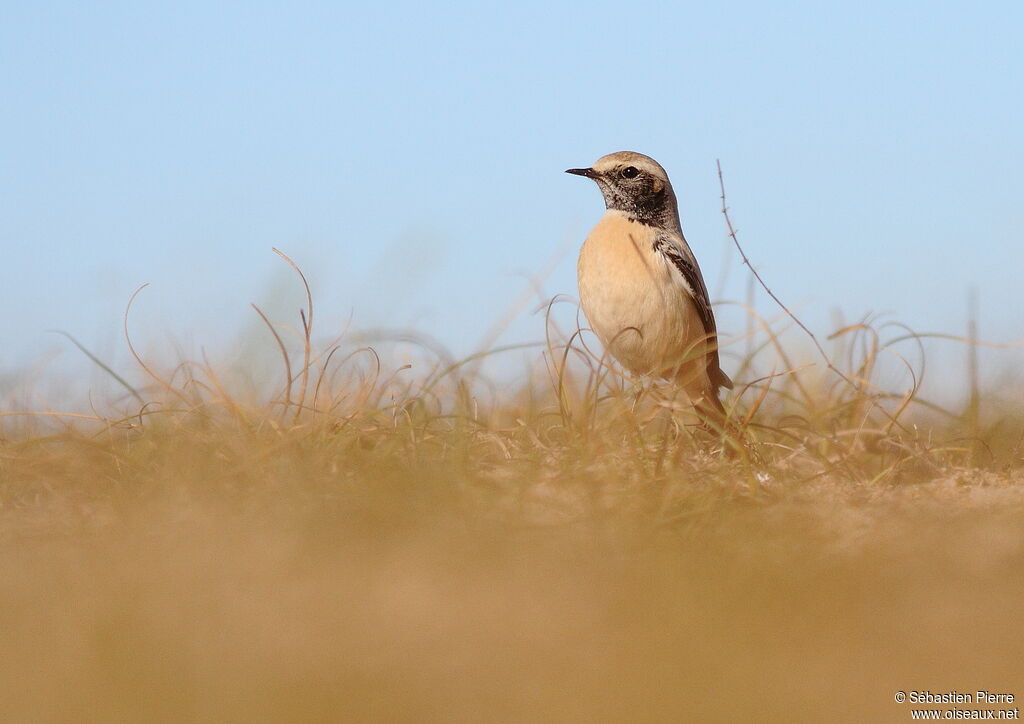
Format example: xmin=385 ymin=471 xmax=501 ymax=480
xmin=576 ymin=211 xmax=703 ymax=378
xmin=578 ymin=211 xmax=670 ymax=284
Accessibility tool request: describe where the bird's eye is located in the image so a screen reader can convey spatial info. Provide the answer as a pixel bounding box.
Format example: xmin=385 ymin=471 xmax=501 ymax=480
xmin=621 ymin=166 xmax=639 ymax=179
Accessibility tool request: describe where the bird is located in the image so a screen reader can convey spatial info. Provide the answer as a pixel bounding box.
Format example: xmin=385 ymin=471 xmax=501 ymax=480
xmin=567 ymin=151 xmax=734 ymax=432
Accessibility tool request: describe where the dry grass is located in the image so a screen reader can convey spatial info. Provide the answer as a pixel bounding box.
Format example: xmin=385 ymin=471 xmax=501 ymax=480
xmin=1 ymin=251 xmax=1022 ymax=723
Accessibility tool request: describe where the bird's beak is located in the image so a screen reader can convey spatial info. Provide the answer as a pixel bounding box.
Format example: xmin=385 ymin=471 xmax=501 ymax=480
xmin=565 ymin=167 xmax=598 ymax=178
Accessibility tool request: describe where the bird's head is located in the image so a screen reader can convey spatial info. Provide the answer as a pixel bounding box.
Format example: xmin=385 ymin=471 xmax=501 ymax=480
xmin=566 ymin=151 xmax=679 ymax=229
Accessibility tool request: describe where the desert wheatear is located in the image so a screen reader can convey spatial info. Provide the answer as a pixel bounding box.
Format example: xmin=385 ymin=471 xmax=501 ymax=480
xmin=567 ymin=151 xmax=733 ymax=426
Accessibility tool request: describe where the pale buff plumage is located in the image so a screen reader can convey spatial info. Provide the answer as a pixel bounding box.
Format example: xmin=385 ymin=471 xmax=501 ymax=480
xmin=577 ymin=210 xmax=711 ymax=399
xmin=568 ymin=151 xmax=732 ymax=420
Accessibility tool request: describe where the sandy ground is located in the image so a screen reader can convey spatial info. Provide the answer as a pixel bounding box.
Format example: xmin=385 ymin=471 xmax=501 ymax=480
xmin=1 ymin=464 xmax=1022 ymax=723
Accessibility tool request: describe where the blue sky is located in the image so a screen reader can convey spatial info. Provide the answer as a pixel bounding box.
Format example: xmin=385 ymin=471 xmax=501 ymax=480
xmin=2 ymin=1 xmax=1022 ymax=398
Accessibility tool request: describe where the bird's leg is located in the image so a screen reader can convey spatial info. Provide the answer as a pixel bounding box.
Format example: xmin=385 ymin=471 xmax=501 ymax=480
xmin=629 ymin=378 xmax=646 ymax=414
xmin=688 ymin=386 xmax=749 ymax=460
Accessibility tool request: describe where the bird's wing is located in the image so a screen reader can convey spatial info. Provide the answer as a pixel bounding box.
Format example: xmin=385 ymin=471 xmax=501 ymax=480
xmin=653 ymin=231 xmax=734 ymax=390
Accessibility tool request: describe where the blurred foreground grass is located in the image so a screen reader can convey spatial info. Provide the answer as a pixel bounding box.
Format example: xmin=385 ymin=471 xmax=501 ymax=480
xmin=1 ymin=265 xmax=1022 ymax=723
